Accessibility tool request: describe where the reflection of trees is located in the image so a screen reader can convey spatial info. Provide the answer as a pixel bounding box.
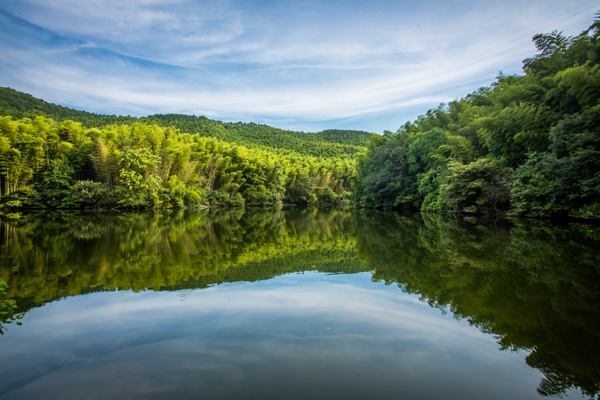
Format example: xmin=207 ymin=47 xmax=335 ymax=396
xmin=0 ymin=208 xmax=362 ymax=306
xmin=354 ymin=211 xmax=600 ymax=399
xmin=2 ymin=209 xmax=599 ymax=398
xmin=0 ymin=280 xmax=23 ymax=335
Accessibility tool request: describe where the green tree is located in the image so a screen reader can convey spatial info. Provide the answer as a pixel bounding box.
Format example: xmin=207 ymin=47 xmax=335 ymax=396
xmin=114 ymin=148 xmax=163 ymax=208
xmin=441 ymin=158 xmax=511 ymax=213
xmin=32 ymin=159 xmax=75 ymax=208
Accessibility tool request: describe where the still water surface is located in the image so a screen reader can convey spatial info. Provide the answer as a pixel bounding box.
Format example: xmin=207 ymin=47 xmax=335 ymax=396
xmin=0 ymin=209 xmax=598 ymax=399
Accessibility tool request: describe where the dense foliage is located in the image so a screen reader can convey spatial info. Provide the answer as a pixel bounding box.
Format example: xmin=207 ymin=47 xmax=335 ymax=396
xmin=354 ymin=14 xmax=600 ymax=218
xmin=0 ymin=88 xmax=370 ymax=159
xmin=0 ymin=97 xmax=366 ymax=208
xmin=143 ymin=114 xmax=370 ymax=159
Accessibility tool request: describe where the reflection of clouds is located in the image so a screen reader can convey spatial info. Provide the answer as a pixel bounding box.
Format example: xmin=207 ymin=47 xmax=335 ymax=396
xmin=0 ymin=273 xmax=543 ymax=399
xmin=24 ymin=276 xmax=468 ymax=338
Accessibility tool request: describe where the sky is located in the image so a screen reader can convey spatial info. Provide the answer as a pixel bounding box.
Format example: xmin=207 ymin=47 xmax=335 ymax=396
xmin=0 ymin=1 xmax=597 ymax=134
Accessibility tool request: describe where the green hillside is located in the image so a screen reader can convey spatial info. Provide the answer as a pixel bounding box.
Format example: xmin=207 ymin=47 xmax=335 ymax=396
xmin=0 ymin=87 xmax=370 ymax=209
xmin=0 ymin=88 xmax=372 ymax=159
xmin=0 ymin=87 xmax=129 ymax=125
xmin=0 ymin=116 xmax=358 ymax=209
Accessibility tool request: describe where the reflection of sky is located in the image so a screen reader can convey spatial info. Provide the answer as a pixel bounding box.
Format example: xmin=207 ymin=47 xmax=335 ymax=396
xmin=0 ymin=272 xmax=555 ymax=399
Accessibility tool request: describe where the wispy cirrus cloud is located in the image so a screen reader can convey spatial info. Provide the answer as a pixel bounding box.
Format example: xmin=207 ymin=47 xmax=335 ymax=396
xmin=0 ymin=0 xmax=597 ymax=132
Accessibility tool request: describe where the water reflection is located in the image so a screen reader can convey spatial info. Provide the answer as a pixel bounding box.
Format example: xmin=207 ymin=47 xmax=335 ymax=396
xmin=0 ymin=275 xmax=543 ymax=400
xmin=0 ymin=208 xmax=360 ymax=301
xmin=0 ymin=209 xmax=599 ymax=398
xmin=355 ymin=211 xmax=600 ymax=398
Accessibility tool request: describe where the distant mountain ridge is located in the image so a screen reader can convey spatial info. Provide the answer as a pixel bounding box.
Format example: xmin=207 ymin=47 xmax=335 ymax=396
xmin=0 ymin=87 xmax=372 ymax=158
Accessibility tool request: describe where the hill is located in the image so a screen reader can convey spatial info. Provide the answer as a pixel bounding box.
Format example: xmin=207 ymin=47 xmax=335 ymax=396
xmin=0 ymin=88 xmax=367 ymax=209
xmin=0 ymin=87 xmax=372 ymax=159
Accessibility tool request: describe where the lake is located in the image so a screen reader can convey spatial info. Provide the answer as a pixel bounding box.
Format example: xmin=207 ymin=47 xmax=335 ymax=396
xmin=0 ymin=208 xmax=598 ymax=400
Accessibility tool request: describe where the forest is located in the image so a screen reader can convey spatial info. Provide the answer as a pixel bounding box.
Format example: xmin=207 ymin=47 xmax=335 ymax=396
xmin=0 ymin=89 xmax=370 ymax=209
xmin=354 ymin=13 xmax=600 ymax=218
xmin=1 ymin=13 xmax=599 ymax=216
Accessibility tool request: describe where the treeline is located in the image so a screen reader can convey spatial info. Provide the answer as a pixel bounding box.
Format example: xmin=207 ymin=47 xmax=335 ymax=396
xmin=0 ymin=116 xmax=356 ymax=209
xmin=0 ymin=88 xmax=371 ymax=160
xmin=144 ymin=114 xmax=370 ymax=159
xmin=354 ymin=14 xmax=600 ymax=218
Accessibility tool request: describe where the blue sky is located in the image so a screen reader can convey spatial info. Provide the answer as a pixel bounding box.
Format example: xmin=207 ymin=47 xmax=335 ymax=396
xmin=0 ymin=1 xmax=597 ymax=133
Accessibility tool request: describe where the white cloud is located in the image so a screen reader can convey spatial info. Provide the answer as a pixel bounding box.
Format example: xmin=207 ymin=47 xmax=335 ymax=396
xmin=0 ymin=0 xmax=598 ymax=132
xmin=1 ymin=0 xmax=245 ymax=65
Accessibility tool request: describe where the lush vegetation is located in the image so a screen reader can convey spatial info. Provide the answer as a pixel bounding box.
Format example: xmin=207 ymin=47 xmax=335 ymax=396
xmin=143 ymin=115 xmax=369 ymax=159
xmin=0 ymin=92 xmax=370 ymax=209
xmin=0 ymin=88 xmax=371 ymax=158
xmin=354 ymin=14 xmax=600 ymax=218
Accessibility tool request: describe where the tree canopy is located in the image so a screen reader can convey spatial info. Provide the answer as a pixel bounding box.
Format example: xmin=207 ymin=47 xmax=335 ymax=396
xmin=0 ymin=95 xmax=368 ymax=209
xmin=354 ymin=13 xmax=600 ymax=218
